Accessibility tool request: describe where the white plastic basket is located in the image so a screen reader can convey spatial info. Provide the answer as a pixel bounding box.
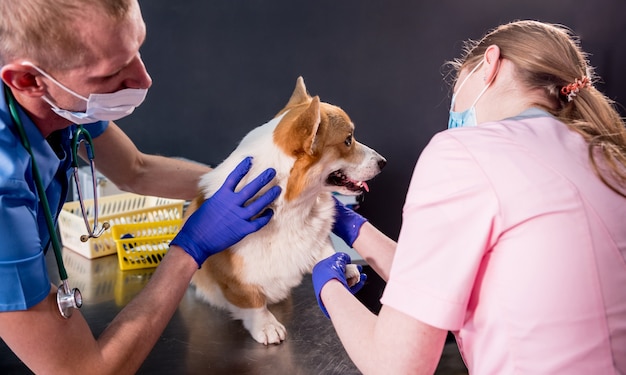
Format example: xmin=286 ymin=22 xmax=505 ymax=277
xmin=58 ymin=193 xmax=185 ymax=259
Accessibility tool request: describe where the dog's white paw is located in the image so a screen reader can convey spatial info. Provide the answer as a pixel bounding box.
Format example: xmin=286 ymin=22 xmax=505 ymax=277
xmin=345 ymin=263 xmax=361 ymax=288
xmin=240 ymin=307 xmax=287 ymax=345
xmin=251 ymin=320 xmax=287 ymax=345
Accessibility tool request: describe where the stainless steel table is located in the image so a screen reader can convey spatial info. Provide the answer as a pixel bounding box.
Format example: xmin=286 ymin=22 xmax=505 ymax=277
xmin=0 ymin=248 xmax=467 ymax=374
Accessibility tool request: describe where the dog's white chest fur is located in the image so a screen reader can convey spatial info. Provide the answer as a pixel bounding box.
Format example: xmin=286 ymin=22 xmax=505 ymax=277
xmin=235 ymin=192 xmax=335 ymax=302
xmin=195 ymin=115 xmax=337 ymax=303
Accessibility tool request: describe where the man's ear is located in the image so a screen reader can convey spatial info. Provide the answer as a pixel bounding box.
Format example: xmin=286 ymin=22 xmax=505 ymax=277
xmin=483 ymin=45 xmax=501 ymax=85
xmin=0 ymin=63 xmax=46 ymax=97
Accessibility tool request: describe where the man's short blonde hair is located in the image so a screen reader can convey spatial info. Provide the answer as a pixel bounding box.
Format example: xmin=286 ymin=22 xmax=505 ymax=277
xmin=0 ymin=0 xmax=136 ymax=70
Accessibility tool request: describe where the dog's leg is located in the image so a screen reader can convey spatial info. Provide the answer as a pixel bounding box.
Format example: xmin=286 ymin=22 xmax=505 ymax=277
xmin=230 ymin=304 xmax=286 ymax=345
xmin=195 ymin=252 xmax=287 ymax=344
xmin=192 ymin=272 xmax=287 ymax=345
xmin=344 ymin=264 xmax=362 ymax=287
xmin=320 ymin=238 xmax=361 ymax=287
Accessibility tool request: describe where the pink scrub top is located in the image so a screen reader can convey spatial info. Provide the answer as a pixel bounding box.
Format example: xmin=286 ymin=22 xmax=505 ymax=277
xmin=381 ymin=109 xmax=626 ymax=374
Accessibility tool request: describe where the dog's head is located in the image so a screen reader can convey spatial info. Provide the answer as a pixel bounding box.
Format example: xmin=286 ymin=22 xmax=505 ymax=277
xmin=273 ymin=77 xmax=386 ymax=201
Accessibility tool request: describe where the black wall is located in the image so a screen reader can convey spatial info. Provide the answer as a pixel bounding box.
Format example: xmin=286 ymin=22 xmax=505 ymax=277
xmin=119 ymin=0 xmax=626 ymax=239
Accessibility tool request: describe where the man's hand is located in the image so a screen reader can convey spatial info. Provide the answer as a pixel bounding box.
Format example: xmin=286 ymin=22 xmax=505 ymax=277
xmin=171 ymin=157 xmax=281 ymax=267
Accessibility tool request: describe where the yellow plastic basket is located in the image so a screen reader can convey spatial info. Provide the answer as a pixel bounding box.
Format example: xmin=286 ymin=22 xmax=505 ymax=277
xmin=111 ymin=219 xmax=183 ymax=270
xmin=59 ymin=193 xmax=185 ymax=259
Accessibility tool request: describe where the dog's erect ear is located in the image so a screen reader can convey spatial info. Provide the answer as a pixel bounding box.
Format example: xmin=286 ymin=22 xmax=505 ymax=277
xmin=286 ymin=76 xmax=311 ymax=107
xmin=297 ymin=96 xmax=321 ymax=155
xmin=274 ymin=91 xmax=321 ymax=157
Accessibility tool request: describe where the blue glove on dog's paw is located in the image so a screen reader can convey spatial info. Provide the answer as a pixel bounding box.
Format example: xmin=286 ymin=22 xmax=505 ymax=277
xmin=171 ymin=157 xmax=281 ymax=268
xmin=312 ymin=252 xmax=367 ymax=318
xmin=331 ymin=197 xmax=367 ymax=247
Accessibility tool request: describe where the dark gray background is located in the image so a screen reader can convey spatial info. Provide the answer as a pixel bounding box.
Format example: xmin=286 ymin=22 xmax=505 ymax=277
xmin=119 ymin=0 xmax=626 ymax=239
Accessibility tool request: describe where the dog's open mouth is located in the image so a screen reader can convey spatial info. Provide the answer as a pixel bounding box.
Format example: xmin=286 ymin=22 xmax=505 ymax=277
xmin=326 ymin=170 xmax=369 ymax=193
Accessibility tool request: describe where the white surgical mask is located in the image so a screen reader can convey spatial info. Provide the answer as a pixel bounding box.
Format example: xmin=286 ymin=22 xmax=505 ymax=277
xmin=448 ymin=60 xmax=491 ymax=129
xmin=23 ymin=61 xmax=147 ymax=124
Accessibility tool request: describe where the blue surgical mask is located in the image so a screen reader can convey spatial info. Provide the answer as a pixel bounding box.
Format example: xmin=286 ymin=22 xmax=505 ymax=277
xmin=22 ymin=61 xmax=147 ymax=124
xmin=448 ymin=60 xmax=490 ymax=129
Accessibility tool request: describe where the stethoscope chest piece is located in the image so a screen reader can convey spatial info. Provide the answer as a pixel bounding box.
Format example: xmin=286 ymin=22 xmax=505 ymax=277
xmin=57 ymin=280 xmax=83 ymax=318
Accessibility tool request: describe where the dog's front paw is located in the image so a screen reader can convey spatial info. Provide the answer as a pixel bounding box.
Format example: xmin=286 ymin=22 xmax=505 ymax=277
xmin=241 ymin=307 xmax=287 ymax=345
xmin=251 ymin=320 xmax=287 ymax=345
xmin=345 ymin=263 xmax=361 ymax=288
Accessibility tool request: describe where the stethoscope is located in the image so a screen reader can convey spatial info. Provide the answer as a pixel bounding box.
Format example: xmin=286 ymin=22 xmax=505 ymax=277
xmin=5 ymin=85 xmax=109 ymax=318
xmin=71 ymin=126 xmax=110 ymax=242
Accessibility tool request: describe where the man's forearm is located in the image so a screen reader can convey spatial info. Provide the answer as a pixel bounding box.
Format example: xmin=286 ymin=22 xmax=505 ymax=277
xmin=96 ymin=246 xmax=198 ymax=374
xmin=124 ymin=153 xmax=211 ymax=200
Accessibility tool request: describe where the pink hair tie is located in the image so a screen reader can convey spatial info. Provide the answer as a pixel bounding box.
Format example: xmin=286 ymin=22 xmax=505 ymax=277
xmin=560 ymin=76 xmax=591 ymax=102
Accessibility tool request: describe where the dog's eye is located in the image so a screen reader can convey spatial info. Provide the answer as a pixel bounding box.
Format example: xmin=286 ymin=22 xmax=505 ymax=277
xmin=344 ymin=135 xmax=353 ymax=147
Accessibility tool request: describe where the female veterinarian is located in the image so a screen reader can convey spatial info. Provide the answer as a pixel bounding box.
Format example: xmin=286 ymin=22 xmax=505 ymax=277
xmin=0 ymin=0 xmax=279 ymax=373
xmin=315 ymin=20 xmax=626 ymax=374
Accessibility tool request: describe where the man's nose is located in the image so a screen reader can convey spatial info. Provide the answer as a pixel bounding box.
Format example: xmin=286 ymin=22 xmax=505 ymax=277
xmin=123 ymin=55 xmax=152 ymax=90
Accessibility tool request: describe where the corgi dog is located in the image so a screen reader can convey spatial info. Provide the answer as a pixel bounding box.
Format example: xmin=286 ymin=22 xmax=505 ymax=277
xmin=186 ymin=77 xmax=386 ymax=345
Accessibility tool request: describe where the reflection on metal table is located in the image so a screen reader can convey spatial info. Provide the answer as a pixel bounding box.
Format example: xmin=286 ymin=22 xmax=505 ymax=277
xmin=0 ymin=247 xmax=467 ymax=374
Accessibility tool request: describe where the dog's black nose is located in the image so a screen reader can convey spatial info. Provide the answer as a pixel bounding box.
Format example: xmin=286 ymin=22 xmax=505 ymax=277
xmin=378 ymin=158 xmax=387 ymax=170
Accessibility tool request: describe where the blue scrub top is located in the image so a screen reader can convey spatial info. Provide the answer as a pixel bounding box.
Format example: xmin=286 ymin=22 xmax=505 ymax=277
xmin=0 ymin=83 xmax=108 ymax=311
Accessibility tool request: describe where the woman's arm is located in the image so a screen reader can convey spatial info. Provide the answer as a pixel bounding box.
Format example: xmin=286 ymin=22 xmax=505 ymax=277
xmin=351 ymin=222 xmax=396 ymax=281
xmin=317 ymin=269 xmax=448 ymax=374
xmin=332 ymin=198 xmax=397 ymax=281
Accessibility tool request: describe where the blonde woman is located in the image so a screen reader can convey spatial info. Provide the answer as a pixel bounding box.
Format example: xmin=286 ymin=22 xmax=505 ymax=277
xmin=316 ymin=20 xmax=626 ymax=374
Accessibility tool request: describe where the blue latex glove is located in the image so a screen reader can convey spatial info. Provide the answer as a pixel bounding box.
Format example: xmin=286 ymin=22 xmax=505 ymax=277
xmin=171 ymin=157 xmax=281 ymax=267
xmin=332 ymin=196 xmax=367 ymax=247
xmin=312 ymin=252 xmax=367 ymax=318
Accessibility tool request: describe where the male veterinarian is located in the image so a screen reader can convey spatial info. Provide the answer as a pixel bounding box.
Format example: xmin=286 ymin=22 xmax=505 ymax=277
xmin=0 ymin=0 xmax=280 ymax=373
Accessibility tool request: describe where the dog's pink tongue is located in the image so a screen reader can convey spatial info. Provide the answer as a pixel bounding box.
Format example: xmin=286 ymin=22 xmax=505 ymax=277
xmin=362 ymin=181 xmax=370 ymax=192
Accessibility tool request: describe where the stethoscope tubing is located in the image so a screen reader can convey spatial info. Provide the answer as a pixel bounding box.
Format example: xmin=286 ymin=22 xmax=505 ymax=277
xmin=4 ymin=85 xmax=83 ymax=318
xmin=71 ymin=127 xmax=109 ymax=242
xmin=5 ymin=85 xmax=69 ymax=280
